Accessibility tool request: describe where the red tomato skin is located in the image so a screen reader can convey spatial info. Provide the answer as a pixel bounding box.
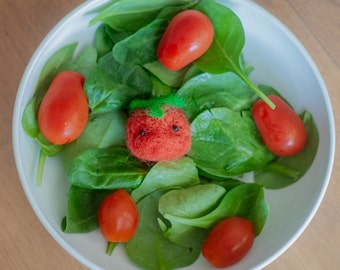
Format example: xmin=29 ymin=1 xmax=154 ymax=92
xmin=98 ymin=189 xmax=139 ymax=243
xmin=202 ymin=217 xmax=255 ymax=268
xmin=157 ymin=9 xmax=214 ymax=71
xmin=38 ymin=71 xmax=89 ymax=145
xmin=251 ymin=95 xmax=307 ymax=156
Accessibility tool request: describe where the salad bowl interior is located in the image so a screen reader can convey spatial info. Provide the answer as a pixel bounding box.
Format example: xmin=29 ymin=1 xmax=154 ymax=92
xmin=12 ymin=0 xmax=335 ymax=269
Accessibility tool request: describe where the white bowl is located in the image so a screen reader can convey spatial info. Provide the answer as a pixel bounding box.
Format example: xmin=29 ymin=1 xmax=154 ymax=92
xmin=12 ymin=0 xmax=335 ymax=269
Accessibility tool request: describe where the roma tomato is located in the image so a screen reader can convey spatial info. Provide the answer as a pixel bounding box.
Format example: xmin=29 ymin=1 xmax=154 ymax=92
xmin=202 ymin=217 xmax=255 ymax=268
xmin=251 ymin=95 xmax=307 ymax=156
xmin=98 ymin=189 xmax=139 ymax=243
xmin=157 ymin=9 xmax=214 ymax=71
xmin=38 ymin=71 xmax=89 ymax=145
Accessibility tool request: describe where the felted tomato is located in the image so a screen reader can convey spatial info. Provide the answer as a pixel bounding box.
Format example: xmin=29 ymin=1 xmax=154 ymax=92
xmin=126 ymin=94 xmax=191 ymax=162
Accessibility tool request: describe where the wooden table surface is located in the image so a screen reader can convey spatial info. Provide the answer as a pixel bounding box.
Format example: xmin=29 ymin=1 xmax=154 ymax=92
xmin=1 ymin=0 xmax=339 ymax=269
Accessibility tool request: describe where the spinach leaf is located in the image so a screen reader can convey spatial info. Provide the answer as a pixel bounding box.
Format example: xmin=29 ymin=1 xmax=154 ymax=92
xmin=90 ymin=0 xmax=198 ymax=32
xmin=61 ymin=109 xmax=127 ymax=169
xmin=66 ymin=45 xmax=98 ymax=77
xmin=94 ymin=24 xmax=114 ymax=58
xmin=177 ymin=72 xmax=256 ymax=121
xmin=159 ymin=184 xmax=225 ymax=248
xmin=193 ymin=0 xmax=245 ymax=74
xmin=189 ymin=108 xmax=274 ymax=178
xmin=193 ymin=0 xmax=275 ymax=108
xmin=112 ymin=18 xmax=166 ymax=66
xmin=84 ymin=53 xmax=152 ymax=112
xmin=159 ymin=183 xmax=269 ymax=235
xmin=125 ymin=190 xmax=200 ymax=270
xmin=144 ymin=61 xmax=192 ymax=88
xmin=149 ymin=74 xmax=174 ymax=97
xmin=131 ymin=157 xmax=199 ymax=203
xmin=254 ymin=111 xmax=319 ymax=189
xmin=21 ymin=97 xmax=41 ymax=139
xmin=66 ymin=147 xmax=148 ymax=190
xmin=62 ymin=185 xmax=112 ymax=233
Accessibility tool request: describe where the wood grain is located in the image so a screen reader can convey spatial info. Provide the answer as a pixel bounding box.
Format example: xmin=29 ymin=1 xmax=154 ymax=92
xmin=1 ymin=0 xmax=339 ymax=269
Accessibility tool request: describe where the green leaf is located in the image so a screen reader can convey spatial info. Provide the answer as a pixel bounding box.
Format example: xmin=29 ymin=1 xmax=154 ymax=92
xmin=144 ymin=61 xmax=192 ymax=88
xmin=189 ymin=108 xmax=275 ymax=178
xmin=94 ymin=24 xmax=114 ymax=58
xmin=131 ymin=157 xmax=199 ymax=203
xmin=84 ymin=53 xmax=152 ymax=112
xmin=160 ymin=183 xmax=269 ymax=235
xmin=66 ymin=147 xmax=148 ymax=189
xmin=125 ymin=190 xmax=200 ymax=270
xmin=193 ymin=0 xmax=245 ymax=74
xmin=112 ymin=18 xmax=166 ymax=66
xmin=66 ymin=45 xmax=98 ymax=77
xmin=90 ymin=0 xmax=198 ymax=32
xmin=62 ymin=185 xmax=112 ymax=233
xmin=254 ymin=111 xmax=319 ymax=189
xmin=193 ymin=0 xmax=275 ymax=108
xmin=61 ymin=109 xmax=127 ymax=169
xmin=177 ymin=72 xmax=256 ymax=121
xmin=21 ymin=97 xmax=39 ymax=138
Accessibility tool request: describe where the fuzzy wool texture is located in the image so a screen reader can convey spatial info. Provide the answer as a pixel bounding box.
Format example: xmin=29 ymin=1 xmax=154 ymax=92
xmin=126 ymin=107 xmax=191 ymax=162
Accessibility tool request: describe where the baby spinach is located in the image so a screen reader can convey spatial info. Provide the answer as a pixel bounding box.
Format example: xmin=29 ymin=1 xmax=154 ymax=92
xmin=193 ymin=0 xmax=275 ymax=108
xmin=131 ymin=157 xmax=199 ymax=203
xmin=65 ymin=45 xmax=98 ymax=77
xmin=125 ymin=190 xmax=200 ymax=270
xmin=144 ymin=61 xmax=192 ymax=88
xmin=61 ymin=109 xmax=127 ymax=169
xmin=159 ymin=183 xmax=269 ymax=236
xmin=177 ymin=72 xmax=256 ymax=121
xmin=112 ymin=17 xmax=166 ymax=66
xmin=62 ymin=185 xmax=112 ymax=233
xmin=84 ymin=53 xmax=152 ymax=112
xmin=94 ymin=24 xmax=114 ymax=58
xmin=189 ymin=107 xmax=275 ymax=178
xmin=159 ymin=184 xmax=225 ymax=248
xmin=66 ymin=147 xmax=148 ymax=190
xmin=254 ymin=111 xmax=319 ymax=189
xmin=90 ymin=0 xmax=198 ymax=32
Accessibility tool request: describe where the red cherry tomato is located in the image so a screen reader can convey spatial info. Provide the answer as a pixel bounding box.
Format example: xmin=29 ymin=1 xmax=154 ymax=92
xmin=157 ymin=9 xmax=214 ymax=71
xmin=38 ymin=71 xmax=89 ymax=145
xmin=251 ymin=95 xmax=307 ymax=156
xmin=98 ymin=189 xmax=139 ymax=243
xmin=202 ymin=217 xmax=255 ymax=268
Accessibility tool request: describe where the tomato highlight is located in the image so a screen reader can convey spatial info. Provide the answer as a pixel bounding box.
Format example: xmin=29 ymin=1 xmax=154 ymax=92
xmin=252 ymin=95 xmax=307 ymax=156
xmin=157 ymin=9 xmax=214 ymax=71
xmin=38 ymin=71 xmax=89 ymax=145
xmin=202 ymin=217 xmax=255 ymax=268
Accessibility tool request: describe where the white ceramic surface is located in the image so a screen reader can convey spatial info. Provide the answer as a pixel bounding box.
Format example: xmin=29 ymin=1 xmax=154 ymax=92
xmin=12 ymin=0 xmax=335 ymax=269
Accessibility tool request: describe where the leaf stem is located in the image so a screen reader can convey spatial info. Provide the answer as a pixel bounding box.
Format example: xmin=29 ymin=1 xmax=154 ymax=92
xmin=106 ymin=242 xmax=118 ymax=256
xmin=36 ymin=150 xmax=46 ymax=186
xmin=236 ymin=70 xmax=276 ymax=109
